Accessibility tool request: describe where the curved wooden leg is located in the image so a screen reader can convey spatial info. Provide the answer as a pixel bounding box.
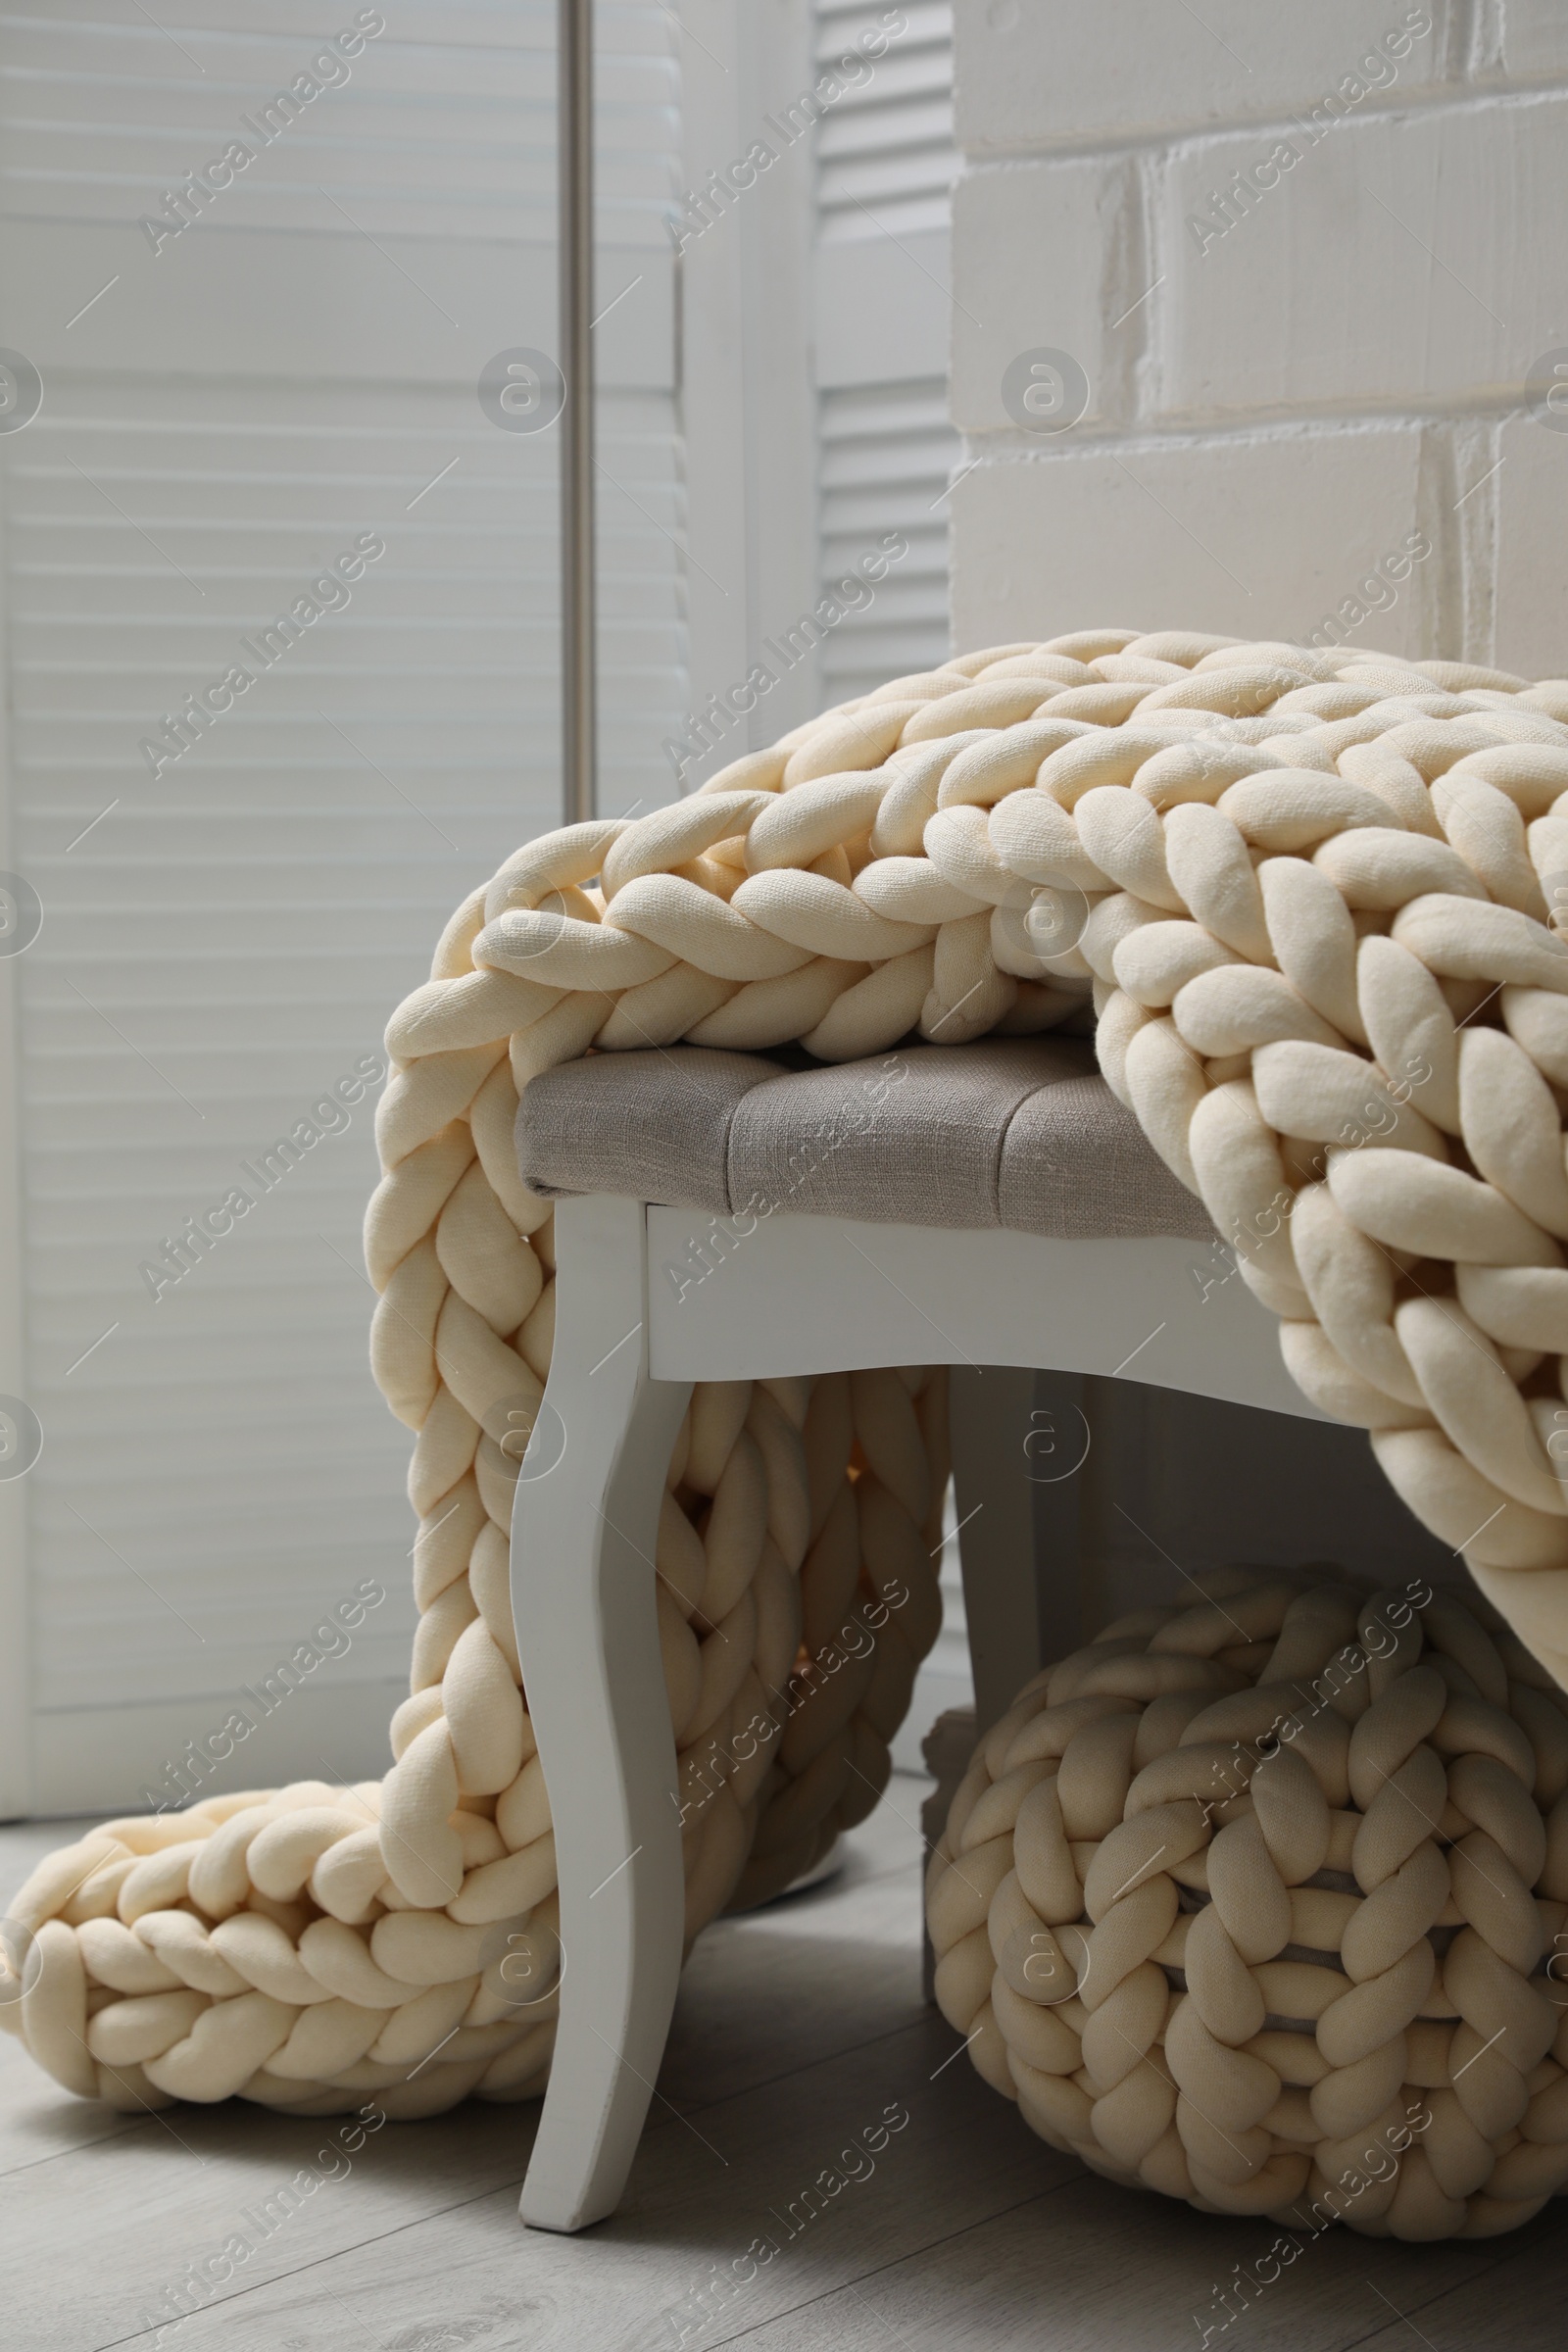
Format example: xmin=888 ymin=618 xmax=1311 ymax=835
xmin=510 ymin=1195 xmax=692 ymax=2232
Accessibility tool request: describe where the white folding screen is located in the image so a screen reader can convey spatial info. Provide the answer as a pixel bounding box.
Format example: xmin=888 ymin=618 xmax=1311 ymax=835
xmin=0 ymin=0 xmax=958 ymax=1814
xmin=814 ymin=0 xmax=957 ymax=704
xmin=813 ymin=0 xmax=968 ymax=1753
xmin=671 ymin=1 xmax=958 ymax=775
xmin=0 ymin=0 xmax=683 ymax=1813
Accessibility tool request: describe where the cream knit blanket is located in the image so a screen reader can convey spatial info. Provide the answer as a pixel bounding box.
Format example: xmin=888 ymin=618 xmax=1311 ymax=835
xmin=8 ymin=626 xmax=1568 ymax=2127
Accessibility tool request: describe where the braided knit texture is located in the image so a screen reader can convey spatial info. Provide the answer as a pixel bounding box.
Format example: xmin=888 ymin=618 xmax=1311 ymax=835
xmin=927 ymin=1569 xmax=1568 ymax=2240
xmin=11 ymin=623 xmax=1568 ymax=2129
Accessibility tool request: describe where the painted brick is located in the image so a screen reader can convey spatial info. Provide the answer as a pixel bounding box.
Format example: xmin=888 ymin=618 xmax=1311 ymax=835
xmin=1158 ymin=95 xmax=1566 ymax=418
xmin=1492 ymin=413 xmax=1568 ymax=678
xmin=951 ymin=159 xmax=1127 ymax=430
xmin=1495 ymin=0 xmax=1568 ymax=80
xmin=955 ymin=0 xmax=1450 ymax=153
xmin=950 ymin=426 xmax=1438 ymax=654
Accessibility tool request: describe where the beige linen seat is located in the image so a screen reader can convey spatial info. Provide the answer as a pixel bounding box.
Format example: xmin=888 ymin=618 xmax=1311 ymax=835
xmin=515 ymin=1037 xmax=1215 ymax=1243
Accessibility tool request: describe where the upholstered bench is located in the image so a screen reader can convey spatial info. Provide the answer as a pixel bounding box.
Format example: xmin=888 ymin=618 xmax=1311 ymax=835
xmin=505 ymin=1033 xmax=1325 ymax=2230
xmin=517 ymin=1037 xmax=1214 ymax=1243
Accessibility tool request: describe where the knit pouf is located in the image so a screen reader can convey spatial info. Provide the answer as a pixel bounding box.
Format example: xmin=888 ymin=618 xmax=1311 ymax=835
xmin=926 ymin=1567 xmax=1568 ymax=2239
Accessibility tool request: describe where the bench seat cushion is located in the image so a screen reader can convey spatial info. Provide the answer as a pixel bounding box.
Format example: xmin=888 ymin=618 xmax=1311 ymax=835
xmin=514 ymin=1039 xmax=1214 ymax=1243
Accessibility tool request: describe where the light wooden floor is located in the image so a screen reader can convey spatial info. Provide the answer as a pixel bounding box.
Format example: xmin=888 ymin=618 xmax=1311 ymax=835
xmin=5 ymin=1788 xmax=1566 ymax=2351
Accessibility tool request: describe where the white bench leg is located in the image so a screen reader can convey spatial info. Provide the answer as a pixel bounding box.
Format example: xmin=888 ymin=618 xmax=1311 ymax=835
xmin=510 ymin=1195 xmax=692 ymax=2232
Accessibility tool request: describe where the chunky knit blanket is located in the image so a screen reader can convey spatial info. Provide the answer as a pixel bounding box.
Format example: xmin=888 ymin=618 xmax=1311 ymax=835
xmin=9 ymin=627 xmax=1568 ymax=2158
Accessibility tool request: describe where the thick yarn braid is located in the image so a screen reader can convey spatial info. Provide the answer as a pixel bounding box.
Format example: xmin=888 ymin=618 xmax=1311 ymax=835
xmin=11 ymin=627 xmax=1568 ymax=2144
xmin=927 ymin=1569 xmax=1568 ymax=2239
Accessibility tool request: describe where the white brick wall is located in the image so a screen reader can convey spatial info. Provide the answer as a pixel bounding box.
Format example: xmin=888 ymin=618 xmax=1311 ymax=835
xmin=1160 ymin=98 xmax=1563 ymax=416
xmin=951 ymin=424 xmax=1440 ymax=654
xmin=949 ymin=1 xmax=1568 ymax=670
xmin=951 ymin=157 xmax=1125 ymax=430
xmin=956 ymin=1 xmax=1457 ymax=151
xmin=1493 ymin=0 xmax=1568 ymax=81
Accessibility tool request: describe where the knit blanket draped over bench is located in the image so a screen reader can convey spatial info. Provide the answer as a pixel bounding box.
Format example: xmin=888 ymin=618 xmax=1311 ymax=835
xmin=9 ymin=627 xmax=1568 ymax=2163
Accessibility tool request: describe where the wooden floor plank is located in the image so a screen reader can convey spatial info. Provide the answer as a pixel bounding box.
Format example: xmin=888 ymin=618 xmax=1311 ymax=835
xmin=662 ymin=1837 xmax=927 ymax=2112
xmin=73 ymin=2013 xmax=1076 ymax=2351
xmin=0 ymin=2034 xmax=160 ymax=2179
xmin=8 ymin=2081 xmax=536 ymax=2349
xmin=1349 ymin=2217 xmax=1568 ymax=2351
xmin=710 ymin=2168 xmax=1555 ymax=2352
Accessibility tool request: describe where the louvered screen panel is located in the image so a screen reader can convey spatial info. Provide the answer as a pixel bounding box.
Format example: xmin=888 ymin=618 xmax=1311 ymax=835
xmin=814 ymin=2 xmax=965 ymax=1759
xmin=817 ymin=377 xmax=957 ymax=703
xmin=815 ymin=0 xmax=956 ymax=234
xmin=813 ymin=2 xmax=956 ymax=703
xmin=0 ymin=0 xmax=683 ymax=1809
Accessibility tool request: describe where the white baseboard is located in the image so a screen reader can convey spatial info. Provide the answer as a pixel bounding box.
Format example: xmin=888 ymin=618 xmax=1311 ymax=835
xmin=25 ymin=1678 xmax=406 ymax=1820
xmin=25 ymin=1667 xmax=970 ymax=1823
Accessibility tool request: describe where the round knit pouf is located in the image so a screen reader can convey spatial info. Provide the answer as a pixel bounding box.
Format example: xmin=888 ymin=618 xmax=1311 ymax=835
xmin=926 ymin=1566 xmax=1568 ymax=2239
